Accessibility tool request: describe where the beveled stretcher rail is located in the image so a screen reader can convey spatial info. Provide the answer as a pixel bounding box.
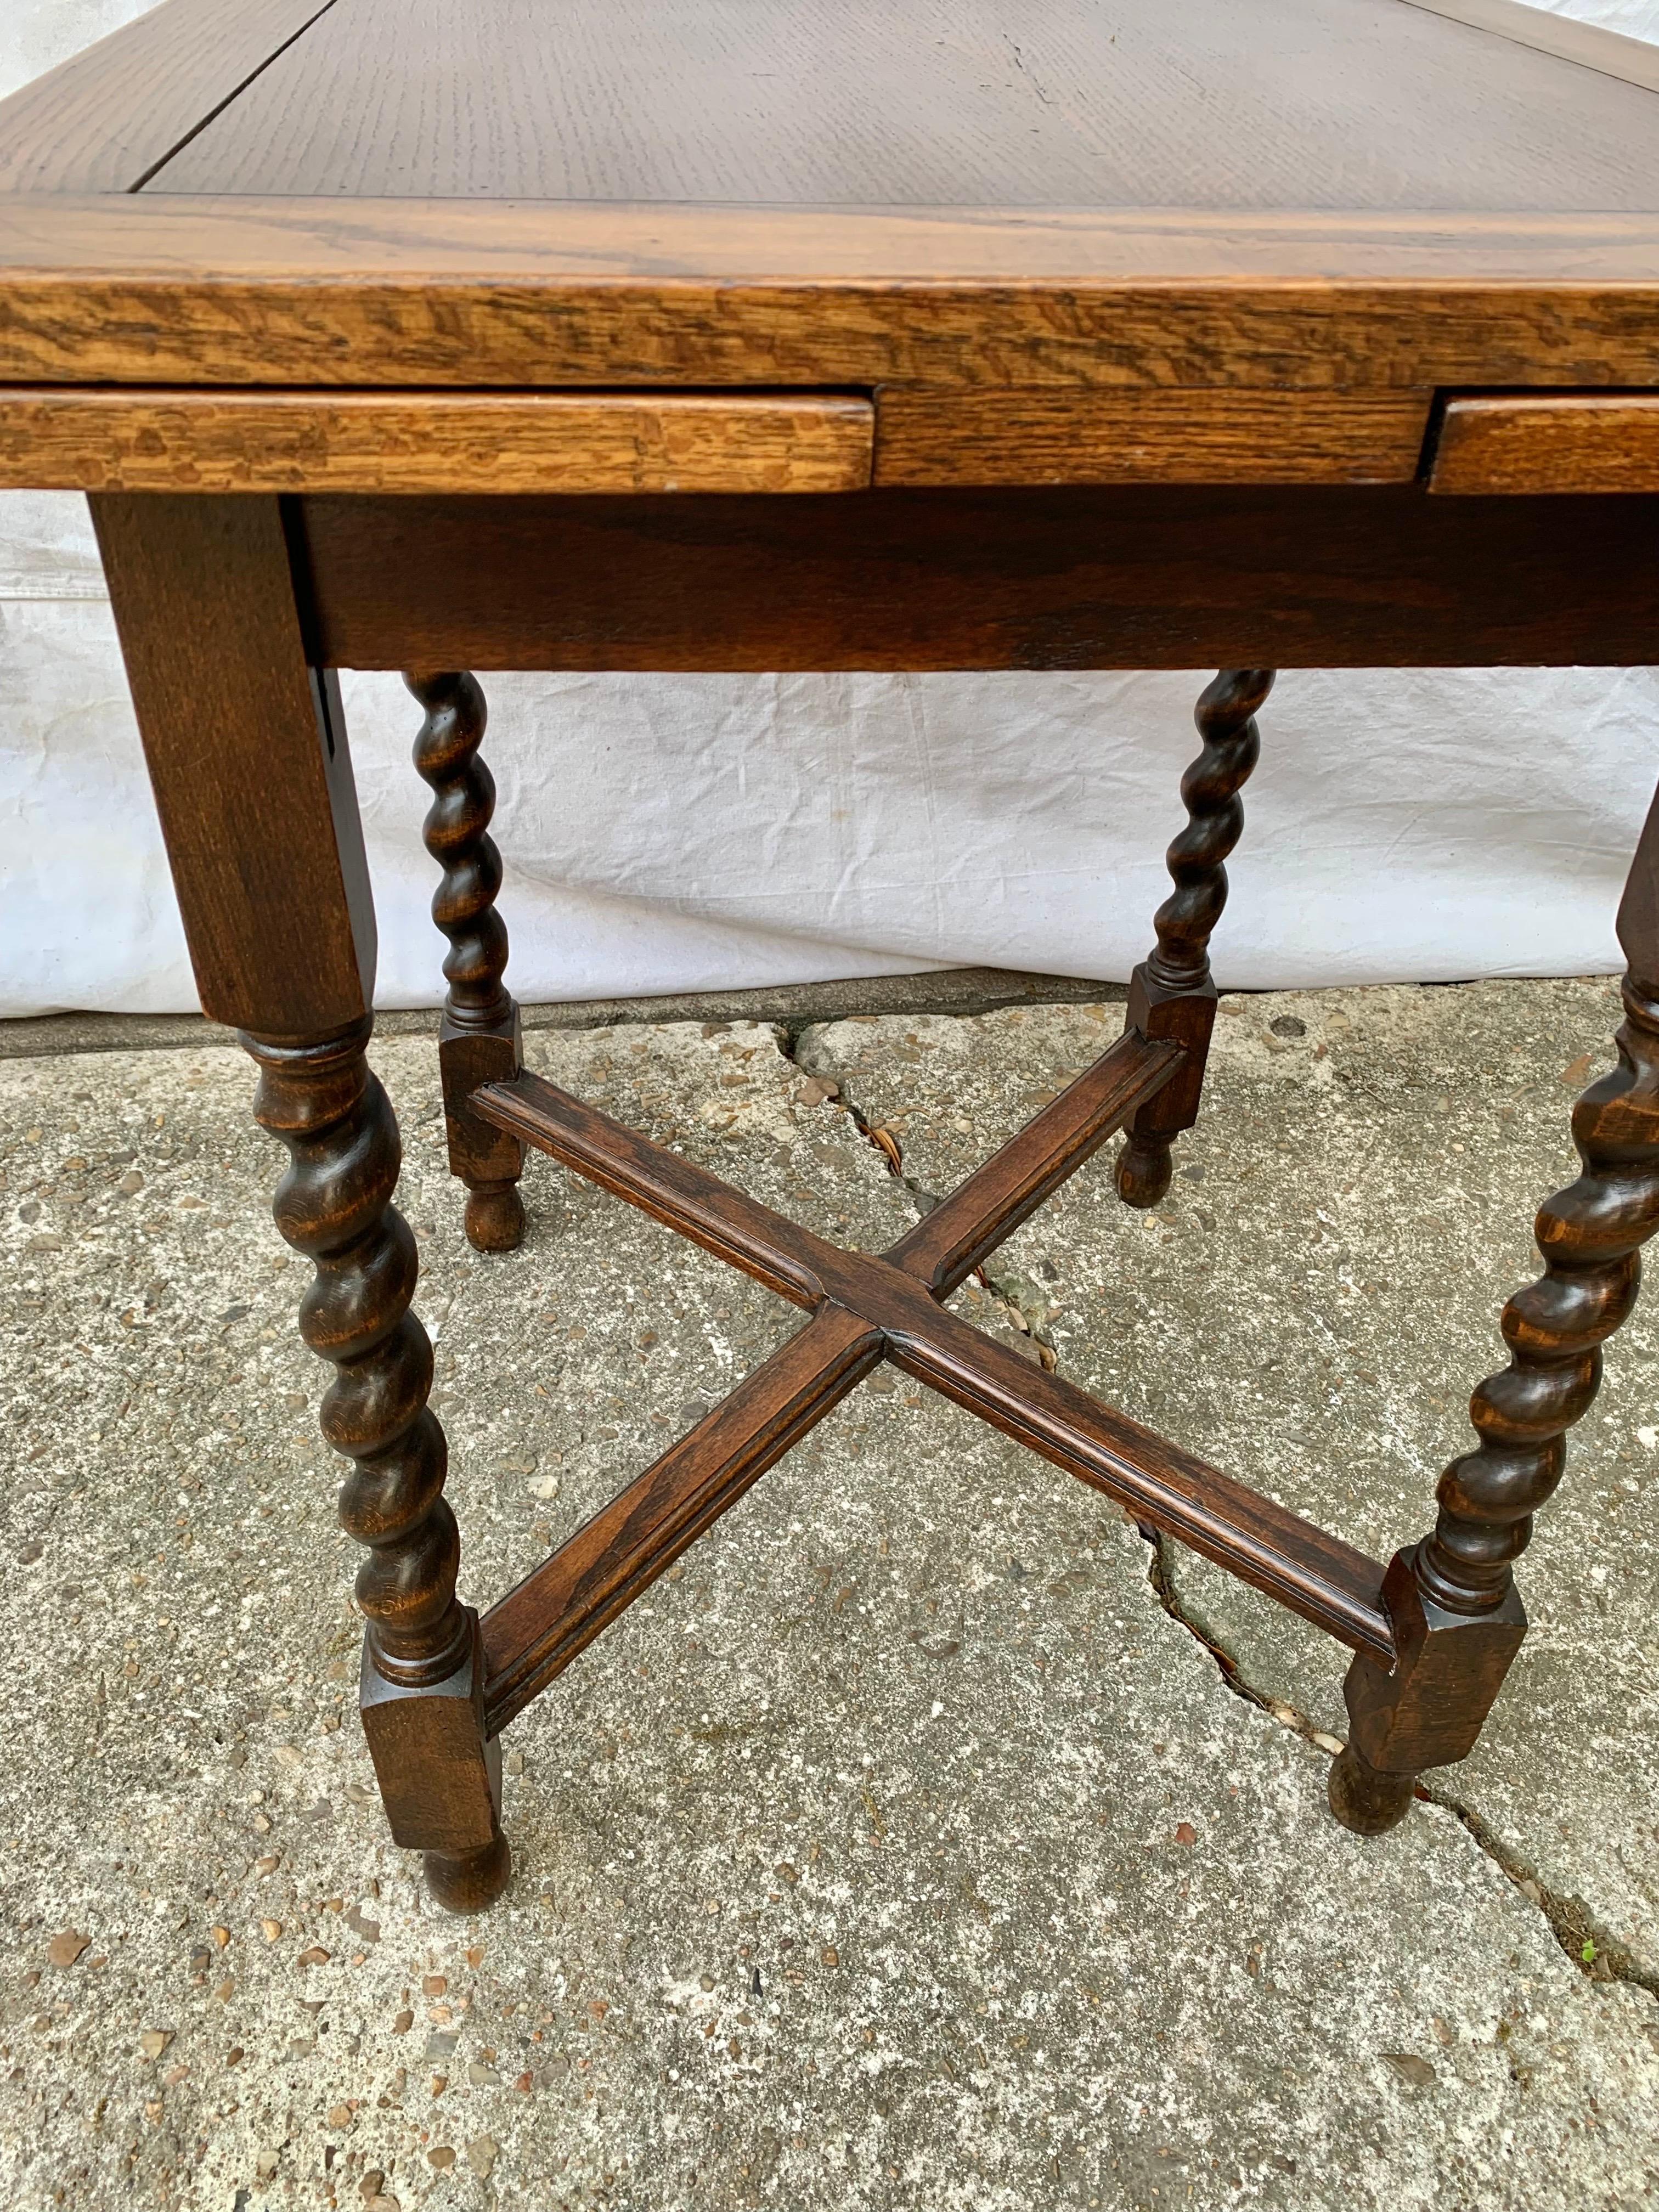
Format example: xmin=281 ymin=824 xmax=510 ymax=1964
xmin=471 ymin=1031 xmax=1394 ymax=1733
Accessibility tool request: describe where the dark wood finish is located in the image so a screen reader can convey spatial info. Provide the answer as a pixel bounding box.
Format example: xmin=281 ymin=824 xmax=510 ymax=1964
xmin=885 ymin=1032 xmax=1184 ymax=1296
xmin=0 ymin=387 xmax=876 ymax=495
xmin=484 ymin=1048 xmax=1183 ymax=1317
xmin=246 ymin=1020 xmax=510 ymax=1910
xmin=1326 ymin=1732 xmax=1420 ymax=1835
xmin=874 ymin=388 xmax=1434 ymax=487
xmin=103 ymin=0 xmax=1659 ymax=212
xmin=471 ymin=1057 xmax=1396 ymax=1672
xmin=89 ymin=493 xmax=374 ymax=1038
xmin=1116 ymin=672 xmax=1271 ymax=1208
xmin=1331 ymin=775 xmax=1659 ymax=1829
xmin=91 ymin=488 xmax=510 ymax=1904
xmin=407 ymin=672 xmax=525 ymax=1254
xmin=1430 ymin=393 xmax=1659 ymax=494
xmin=1427 ymin=1020 xmax=1659 ymax=1615
xmin=881 ymin=1291 xmax=1386 ymax=1661
xmin=359 ymin=1624 xmax=509 ymax=1911
xmin=0 ymin=0 xmax=341 ymax=195
xmin=292 ymin=487 xmax=1659 ymax=673
xmin=18 ymin=0 xmax=1659 ymax=1899
xmin=483 ymin=1306 xmax=883 ymax=1730
xmin=1333 ymin=1556 xmax=1527 ymax=1829
xmin=1621 ymin=779 xmax=1659 ymax=968
xmin=483 ymin=1031 xmax=1178 ymax=1726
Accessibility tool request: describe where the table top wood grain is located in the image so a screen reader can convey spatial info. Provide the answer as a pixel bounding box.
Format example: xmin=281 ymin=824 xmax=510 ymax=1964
xmin=0 ymin=0 xmax=1656 ymax=470
xmin=8 ymin=0 xmax=1659 ymax=210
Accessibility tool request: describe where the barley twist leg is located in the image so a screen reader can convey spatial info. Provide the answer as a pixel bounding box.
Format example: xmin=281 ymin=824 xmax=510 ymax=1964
xmin=1116 ymin=669 xmax=1272 ymax=1206
xmin=1333 ymin=780 xmax=1659 ymax=1831
xmin=247 ymin=1019 xmax=511 ymax=1909
xmin=408 ymin=669 xmax=526 ymax=1254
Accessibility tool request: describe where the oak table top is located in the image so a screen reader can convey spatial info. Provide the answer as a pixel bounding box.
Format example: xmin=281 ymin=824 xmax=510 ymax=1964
xmin=0 ymin=0 xmax=1657 ymax=499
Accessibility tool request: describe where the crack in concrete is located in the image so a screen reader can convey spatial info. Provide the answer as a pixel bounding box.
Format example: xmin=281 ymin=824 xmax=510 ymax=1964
xmin=975 ymin=1262 xmax=1060 ymax=1368
xmin=1419 ymin=1778 xmax=1659 ymax=2000
xmin=771 ymin=1020 xmax=1658 ymax=2001
xmin=776 ymin=1031 xmax=1058 ymax=1365
xmin=781 ymin=1035 xmax=939 ymax=1216
xmin=1142 ymin=1524 xmax=1659 ymax=1999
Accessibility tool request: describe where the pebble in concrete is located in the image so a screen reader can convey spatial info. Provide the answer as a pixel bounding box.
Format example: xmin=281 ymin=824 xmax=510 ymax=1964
xmin=0 ymin=1001 xmax=1655 ymax=2210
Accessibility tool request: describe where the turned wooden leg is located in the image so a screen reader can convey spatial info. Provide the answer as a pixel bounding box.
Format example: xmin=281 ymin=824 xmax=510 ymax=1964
xmin=1332 ymin=778 xmax=1659 ymax=1832
xmin=408 ymin=670 xmax=526 ymax=1254
xmin=247 ymin=1021 xmax=511 ymax=1909
xmin=96 ymin=496 xmax=510 ymax=1912
xmin=1116 ymin=669 xmax=1272 ymax=1207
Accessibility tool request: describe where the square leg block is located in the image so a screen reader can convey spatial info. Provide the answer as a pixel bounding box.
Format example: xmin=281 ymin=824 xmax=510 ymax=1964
xmin=1342 ymin=1549 xmax=1528 ymax=1777
xmin=359 ymin=1611 xmax=503 ymax=1859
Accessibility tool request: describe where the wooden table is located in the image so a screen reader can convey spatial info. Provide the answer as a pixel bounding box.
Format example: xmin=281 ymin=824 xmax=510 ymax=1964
xmin=3 ymin=0 xmax=1657 ymax=1913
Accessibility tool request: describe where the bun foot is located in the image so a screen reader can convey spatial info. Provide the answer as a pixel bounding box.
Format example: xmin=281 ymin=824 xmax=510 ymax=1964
xmin=1115 ymin=1131 xmax=1173 ymax=1209
xmin=1328 ymin=1743 xmax=1417 ymax=1835
xmin=425 ymin=1830 xmax=513 ymax=1913
xmin=465 ymin=1180 xmax=524 ymax=1252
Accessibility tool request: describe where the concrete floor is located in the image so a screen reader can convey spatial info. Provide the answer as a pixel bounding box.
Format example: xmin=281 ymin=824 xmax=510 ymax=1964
xmin=1 ymin=979 xmax=1656 ymax=2211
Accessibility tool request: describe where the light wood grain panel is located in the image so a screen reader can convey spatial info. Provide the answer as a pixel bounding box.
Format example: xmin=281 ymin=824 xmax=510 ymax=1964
xmin=0 ymin=387 xmax=874 ymax=494
xmin=1429 ymin=393 xmax=1659 ymax=494
xmin=3 ymin=198 xmax=1659 ymax=394
xmin=1393 ymin=0 xmax=1659 ymax=97
xmin=10 ymin=195 xmax=1659 ymax=289
xmin=876 ymin=387 xmax=1433 ymax=485
xmin=136 ymin=0 xmax=1659 ymax=215
xmin=0 ymin=0 xmax=342 ymax=195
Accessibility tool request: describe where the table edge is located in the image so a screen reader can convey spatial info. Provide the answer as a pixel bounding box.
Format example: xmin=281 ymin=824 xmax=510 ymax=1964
xmin=4 ymin=197 xmax=1659 ymax=393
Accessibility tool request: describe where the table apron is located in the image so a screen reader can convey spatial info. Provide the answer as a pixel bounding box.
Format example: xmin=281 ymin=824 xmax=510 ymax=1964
xmin=287 ymin=483 xmax=1659 ymax=672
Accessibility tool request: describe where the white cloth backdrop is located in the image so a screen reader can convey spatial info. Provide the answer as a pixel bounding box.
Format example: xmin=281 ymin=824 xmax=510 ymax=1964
xmin=3 ymin=0 xmax=1657 ymax=1018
